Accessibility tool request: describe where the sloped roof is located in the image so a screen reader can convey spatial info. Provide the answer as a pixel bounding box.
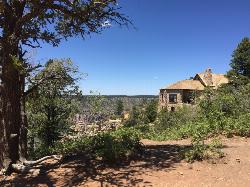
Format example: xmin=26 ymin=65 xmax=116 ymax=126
xmin=162 ymin=80 xmax=205 ymax=90
xmin=196 ymin=73 xmax=229 ymax=88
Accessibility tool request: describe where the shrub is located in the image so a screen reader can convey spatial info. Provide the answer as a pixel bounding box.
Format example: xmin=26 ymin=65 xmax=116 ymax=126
xmin=44 ymin=127 xmax=142 ymax=163
xmin=28 ymin=144 xmax=55 ymax=160
xmin=144 ymin=100 xmax=158 ymax=123
xmin=156 ymin=106 xmax=198 ymax=131
xmin=185 ymin=137 xmax=224 ymax=163
xmin=209 ymin=138 xmax=223 ymax=149
xmin=233 ymin=113 xmax=250 ymax=137
xmin=123 ymin=106 xmax=143 ymax=127
xmin=95 ymin=128 xmax=141 ymax=162
xmin=184 ymin=143 xmax=206 ymax=162
xmin=54 ymin=136 xmax=94 ymax=156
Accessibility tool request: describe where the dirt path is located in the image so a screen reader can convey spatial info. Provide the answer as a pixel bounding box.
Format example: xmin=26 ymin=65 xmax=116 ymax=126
xmin=1 ymin=137 xmax=250 ymax=187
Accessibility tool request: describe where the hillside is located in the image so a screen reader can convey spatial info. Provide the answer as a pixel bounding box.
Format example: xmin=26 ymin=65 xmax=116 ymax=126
xmin=79 ymin=95 xmax=158 ymax=114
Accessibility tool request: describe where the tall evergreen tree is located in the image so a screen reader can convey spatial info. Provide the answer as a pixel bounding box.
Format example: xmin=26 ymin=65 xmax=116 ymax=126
xmin=116 ymin=100 xmax=124 ymax=116
xmin=228 ymin=37 xmax=250 ymax=83
xmin=0 ymin=0 xmax=129 ymax=170
xmin=144 ymin=100 xmax=157 ymax=123
xmin=26 ymin=59 xmax=81 ymax=152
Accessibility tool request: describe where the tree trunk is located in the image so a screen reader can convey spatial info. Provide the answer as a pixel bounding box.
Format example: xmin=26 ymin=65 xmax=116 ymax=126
xmin=0 ymin=44 xmax=27 ymax=170
xmin=0 ymin=3 xmax=28 ymax=170
xmin=19 ymin=73 xmax=28 ymax=162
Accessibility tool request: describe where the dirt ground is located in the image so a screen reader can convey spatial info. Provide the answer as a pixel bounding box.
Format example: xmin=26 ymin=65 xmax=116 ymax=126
xmin=1 ymin=136 xmax=250 ymax=187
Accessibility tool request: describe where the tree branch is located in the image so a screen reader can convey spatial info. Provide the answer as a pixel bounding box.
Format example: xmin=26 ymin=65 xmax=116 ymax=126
xmin=24 ymin=74 xmax=55 ymax=97
xmin=11 ymin=155 xmax=62 ymax=173
xmin=23 ymin=155 xmax=61 ymax=166
xmin=25 ymin=73 xmax=64 ymax=97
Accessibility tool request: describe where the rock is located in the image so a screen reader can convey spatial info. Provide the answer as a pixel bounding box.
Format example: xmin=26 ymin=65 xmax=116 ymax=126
xmin=236 ymin=158 xmax=240 ymax=163
xmin=30 ymin=169 xmax=40 ymax=176
xmin=178 ymin=171 xmax=184 ymax=175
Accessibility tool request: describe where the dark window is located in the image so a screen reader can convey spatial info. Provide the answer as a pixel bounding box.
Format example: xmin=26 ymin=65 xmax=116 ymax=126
xmin=183 ymin=91 xmax=195 ymax=104
xmin=169 ymin=94 xmax=177 ymax=103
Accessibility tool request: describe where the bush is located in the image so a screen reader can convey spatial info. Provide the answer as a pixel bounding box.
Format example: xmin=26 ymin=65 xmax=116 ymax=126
xmin=43 ymin=127 xmax=142 ymax=163
xmin=123 ymin=106 xmax=143 ymax=127
xmin=185 ymin=137 xmax=224 ymax=163
xmin=232 ymin=113 xmax=250 ymax=137
xmin=92 ymin=128 xmax=141 ymax=163
xmin=184 ymin=143 xmax=206 ymax=162
xmin=144 ymin=100 xmax=158 ymax=123
xmin=28 ymin=144 xmax=55 ymax=160
xmin=156 ymin=106 xmax=197 ymax=131
xmin=55 ymin=136 xmax=94 ymax=156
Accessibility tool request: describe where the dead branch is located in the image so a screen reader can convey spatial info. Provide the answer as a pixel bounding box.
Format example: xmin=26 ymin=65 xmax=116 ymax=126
xmin=11 ymin=155 xmax=62 ymax=174
xmin=23 ymin=155 xmax=61 ymax=166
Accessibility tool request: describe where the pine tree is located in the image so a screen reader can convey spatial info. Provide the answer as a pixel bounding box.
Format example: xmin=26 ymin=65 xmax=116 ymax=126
xmin=26 ymin=59 xmax=81 ymax=152
xmin=228 ymin=37 xmax=250 ymax=83
xmin=144 ymin=100 xmax=157 ymax=123
xmin=116 ymin=100 xmax=124 ymax=116
xmin=0 ymin=1 xmax=129 ymax=169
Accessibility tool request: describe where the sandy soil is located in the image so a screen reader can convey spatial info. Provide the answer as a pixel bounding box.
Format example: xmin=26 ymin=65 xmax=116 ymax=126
xmin=1 ymin=136 xmax=250 ymax=187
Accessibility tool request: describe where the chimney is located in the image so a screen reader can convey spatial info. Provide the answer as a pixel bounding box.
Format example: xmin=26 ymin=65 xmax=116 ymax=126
xmin=204 ymin=68 xmax=213 ymax=86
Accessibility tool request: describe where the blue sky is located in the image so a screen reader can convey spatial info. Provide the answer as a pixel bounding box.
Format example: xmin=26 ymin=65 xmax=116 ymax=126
xmin=34 ymin=0 xmax=250 ymax=95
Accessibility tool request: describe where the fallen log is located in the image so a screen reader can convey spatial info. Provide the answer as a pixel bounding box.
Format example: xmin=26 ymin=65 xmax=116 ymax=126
xmin=11 ymin=155 xmax=62 ymax=174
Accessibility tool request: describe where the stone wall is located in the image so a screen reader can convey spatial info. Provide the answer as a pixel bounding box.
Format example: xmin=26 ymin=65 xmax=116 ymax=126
xmin=159 ymin=89 xmax=183 ymax=110
xmin=159 ymin=89 xmax=203 ymax=111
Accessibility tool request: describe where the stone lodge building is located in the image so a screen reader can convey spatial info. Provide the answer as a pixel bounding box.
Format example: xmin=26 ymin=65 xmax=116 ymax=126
xmin=159 ymin=68 xmax=229 ymax=111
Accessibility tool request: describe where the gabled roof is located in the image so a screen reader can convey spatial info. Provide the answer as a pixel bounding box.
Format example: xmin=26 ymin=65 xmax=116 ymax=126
xmin=162 ymin=80 xmax=205 ymax=90
xmin=161 ymin=68 xmax=229 ymax=91
xmin=195 ymin=73 xmax=229 ymax=88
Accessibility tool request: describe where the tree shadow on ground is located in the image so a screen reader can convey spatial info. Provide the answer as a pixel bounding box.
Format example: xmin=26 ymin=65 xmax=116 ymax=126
xmin=1 ymin=144 xmax=191 ymax=187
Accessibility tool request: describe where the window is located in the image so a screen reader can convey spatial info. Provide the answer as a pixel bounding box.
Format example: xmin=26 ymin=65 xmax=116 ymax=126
xmin=169 ymin=94 xmax=177 ymax=103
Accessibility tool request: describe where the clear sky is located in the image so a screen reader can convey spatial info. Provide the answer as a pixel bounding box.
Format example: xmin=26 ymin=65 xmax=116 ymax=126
xmin=34 ymin=0 xmax=250 ymax=95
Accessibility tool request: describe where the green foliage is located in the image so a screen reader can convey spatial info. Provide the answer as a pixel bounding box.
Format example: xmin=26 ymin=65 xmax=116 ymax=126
xmin=0 ymin=0 xmax=130 ymax=167
xmin=184 ymin=121 xmax=208 ymax=162
xmin=87 ymin=91 xmax=108 ymax=114
xmin=185 ymin=137 xmax=224 ymax=163
xmin=227 ymin=70 xmax=250 ymax=86
xmin=184 ymin=143 xmax=206 ymax=162
xmin=127 ymin=79 xmax=250 ymax=162
xmin=1 ymin=1 xmax=130 ymax=48
xmin=124 ymin=106 xmax=143 ymax=127
xmin=154 ymin=83 xmax=249 ymax=161
xmin=92 ymin=128 xmax=141 ymax=162
xmin=199 ymin=84 xmax=250 ymax=121
xmin=54 ymin=136 xmax=94 ymax=156
xmin=29 ymin=145 xmax=55 ymax=160
xmin=156 ymin=106 xmax=197 ymax=131
xmin=116 ymin=100 xmax=124 ymax=116
xmin=209 ymin=138 xmax=223 ymax=149
xmin=27 ymin=38 xmax=250 ymax=163
xmin=229 ymin=37 xmax=250 ymax=80
xmin=26 ymin=59 xmax=82 ymax=151
xmin=35 ymin=127 xmax=142 ymax=163
xmin=144 ymin=100 xmax=158 ymax=123
xmin=156 ymin=108 xmax=180 ymax=130
xmin=227 ymin=113 xmax=250 ymax=137
xmin=10 ymin=55 xmax=26 ymax=73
